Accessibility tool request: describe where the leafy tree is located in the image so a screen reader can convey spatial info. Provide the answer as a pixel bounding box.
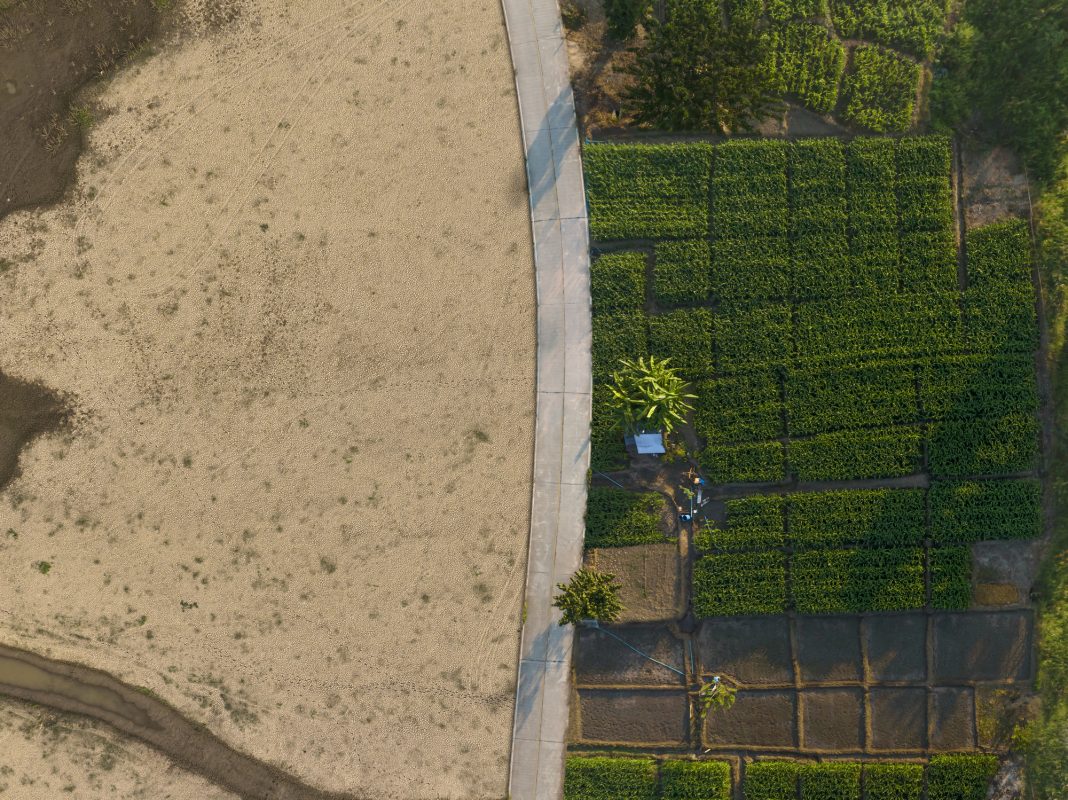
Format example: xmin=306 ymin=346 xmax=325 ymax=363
xmin=552 ymin=568 xmax=624 ymax=625
xmin=607 ymin=355 xmax=697 ymax=434
xmin=625 ymin=0 xmax=778 ymax=132
xmin=605 ymin=0 xmax=652 ymax=40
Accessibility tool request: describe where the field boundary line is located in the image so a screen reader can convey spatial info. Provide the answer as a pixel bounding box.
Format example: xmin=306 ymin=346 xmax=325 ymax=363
xmin=500 ymin=0 xmax=592 ymax=798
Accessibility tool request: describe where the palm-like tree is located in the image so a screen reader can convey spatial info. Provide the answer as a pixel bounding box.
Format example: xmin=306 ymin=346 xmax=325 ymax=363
xmin=607 ymin=355 xmax=697 ymax=435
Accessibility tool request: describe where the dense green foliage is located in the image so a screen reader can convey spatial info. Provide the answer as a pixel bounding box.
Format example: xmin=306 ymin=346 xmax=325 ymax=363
xmin=605 ymin=0 xmax=651 ymax=40
xmin=926 ymin=755 xmax=999 ymax=800
xmin=743 ymin=761 xmax=800 ymax=799
xmin=930 ymin=0 xmax=1068 ymax=183
xmin=585 ymin=488 xmax=667 ymax=548
xmin=830 ymin=0 xmax=949 ymax=58
xmin=608 ymin=355 xmax=698 ymax=433
xmin=553 ymin=568 xmax=625 ymax=625
xmin=765 ymin=22 xmax=846 ymax=114
xmin=842 ymin=45 xmax=920 ymax=133
xmin=929 ymin=479 xmax=1043 ymax=543
xmin=564 ymin=756 xmax=658 ymax=800
xmin=863 ymin=763 xmax=923 ymax=800
xmin=693 ymin=551 xmax=787 ymax=614
xmin=586 ymin=144 xmax=713 ymax=241
xmin=655 ymin=240 xmax=710 ymax=305
xmin=592 ymin=251 xmax=648 ymax=311
xmin=660 ymin=760 xmax=732 ymax=800
xmin=799 ymin=762 xmax=860 ymax=799
xmin=585 ymin=137 xmax=1043 ymax=615
xmin=626 ymin=0 xmax=779 ymax=133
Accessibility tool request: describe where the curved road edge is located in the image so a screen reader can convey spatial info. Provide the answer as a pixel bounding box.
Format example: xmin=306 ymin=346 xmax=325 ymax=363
xmin=499 ymin=1 xmax=592 ymax=798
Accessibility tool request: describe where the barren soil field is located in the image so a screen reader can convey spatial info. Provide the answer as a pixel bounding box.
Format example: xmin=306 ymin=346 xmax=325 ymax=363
xmin=0 ymin=0 xmax=536 ymax=797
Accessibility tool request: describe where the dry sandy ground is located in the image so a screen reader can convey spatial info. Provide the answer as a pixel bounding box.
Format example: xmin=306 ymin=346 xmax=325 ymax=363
xmin=0 ymin=0 xmax=535 ymax=797
xmin=0 ymin=699 xmax=237 ymax=800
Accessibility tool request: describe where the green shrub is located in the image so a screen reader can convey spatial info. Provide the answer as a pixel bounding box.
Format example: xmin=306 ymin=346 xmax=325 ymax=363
xmin=863 ymin=763 xmax=922 ymax=800
xmin=593 ymin=310 xmax=648 ymax=378
xmin=929 ymin=479 xmax=1043 ymax=543
xmin=788 ymin=488 xmax=925 ymax=548
xmin=585 ymin=487 xmax=667 ymax=548
xmin=701 ymin=441 xmax=787 ymax=484
xmin=789 ymin=428 xmax=923 ymax=481
xmin=649 ymin=308 xmax=715 ymax=379
xmin=716 ymin=304 xmax=792 ymax=372
xmin=605 ymin=0 xmax=651 ymax=39
xmin=765 ymin=22 xmax=847 ymax=114
xmin=744 ymin=761 xmax=800 ymax=800
xmin=967 ymin=218 xmax=1034 ymax=287
xmin=785 ymin=360 xmax=918 ymax=435
xmin=843 ymin=45 xmax=921 ymax=133
xmin=592 ymin=251 xmax=647 ymax=310
xmin=715 ymin=495 xmax=786 ymax=551
xmin=564 ymin=756 xmax=659 ymax=800
xmin=694 ymin=371 xmax=784 ymax=444
xmin=929 ymin=545 xmax=972 ymax=610
xmin=799 ymin=762 xmax=860 ymax=799
xmin=926 ymin=754 xmax=999 ymax=800
xmin=655 ymin=240 xmax=712 ymax=305
xmin=927 ymin=413 xmax=1040 ymax=477
xmin=694 ymin=552 xmax=788 ymax=615
xmin=585 ymin=143 xmax=713 ymax=241
xmin=660 ymin=760 xmax=732 ymax=800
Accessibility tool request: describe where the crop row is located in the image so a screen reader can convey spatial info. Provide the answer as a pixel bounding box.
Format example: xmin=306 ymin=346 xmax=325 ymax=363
xmin=829 ymin=0 xmax=951 ymax=60
xmin=765 ymin=22 xmax=846 ymax=115
xmin=565 ymin=755 xmax=997 ymax=800
xmin=708 ymin=482 xmax=1041 ymax=552
xmin=692 ymin=544 xmax=969 ymax=614
xmin=585 ymin=137 xmax=953 ymax=245
xmin=592 ymin=298 xmax=1038 ymax=384
xmin=585 ymin=487 xmax=669 ymax=548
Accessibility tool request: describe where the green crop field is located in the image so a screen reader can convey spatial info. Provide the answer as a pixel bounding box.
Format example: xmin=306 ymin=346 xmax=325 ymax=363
xmin=563 ymin=756 xmax=997 ymax=800
xmin=585 ymin=136 xmax=1044 ymax=614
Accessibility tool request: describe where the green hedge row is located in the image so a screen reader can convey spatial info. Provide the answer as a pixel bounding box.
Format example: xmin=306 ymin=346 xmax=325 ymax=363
xmin=585 ymin=487 xmax=668 ymax=548
xmin=564 ymin=757 xmax=732 ymax=800
xmin=741 ymin=756 xmax=995 ymax=800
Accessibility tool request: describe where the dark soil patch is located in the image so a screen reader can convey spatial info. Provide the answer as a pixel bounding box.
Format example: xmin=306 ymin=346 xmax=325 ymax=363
xmin=697 ymin=616 xmax=793 ymax=686
xmin=705 ymin=689 xmax=796 ymax=748
xmin=800 ymin=688 xmax=864 ymax=750
xmin=0 ymin=373 xmax=69 ymax=491
xmin=931 ymin=611 xmax=1033 ymax=682
xmin=0 ymin=0 xmax=164 ymax=222
xmin=795 ymin=617 xmax=863 ymax=683
xmin=869 ymin=687 xmax=928 ymax=751
xmin=574 ymin=625 xmax=685 ymax=686
xmin=929 ymin=687 xmax=977 ymax=751
xmin=864 ymin=615 xmax=927 ymax=682
xmin=576 ymin=688 xmax=690 ymax=744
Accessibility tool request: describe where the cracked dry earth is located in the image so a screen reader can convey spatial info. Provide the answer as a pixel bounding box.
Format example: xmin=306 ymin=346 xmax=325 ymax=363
xmin=0 ymin=0 xmax=536 ymax=797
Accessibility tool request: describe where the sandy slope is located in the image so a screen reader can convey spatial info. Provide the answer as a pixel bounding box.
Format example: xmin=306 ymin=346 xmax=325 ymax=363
xmin=0 ymin=0 xmax=535 ymax=797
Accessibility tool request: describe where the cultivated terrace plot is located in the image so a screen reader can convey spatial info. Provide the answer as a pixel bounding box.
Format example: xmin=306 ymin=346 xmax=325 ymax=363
xmin=576 ymin=135 xmax=1044 ymax=788
xmin=586 ymin=135 xmax=1044 ymax=617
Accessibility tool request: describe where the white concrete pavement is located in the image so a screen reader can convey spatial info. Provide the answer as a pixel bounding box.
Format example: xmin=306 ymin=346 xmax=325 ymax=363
xmin=500 ymin=0 xmax=592 ymax=798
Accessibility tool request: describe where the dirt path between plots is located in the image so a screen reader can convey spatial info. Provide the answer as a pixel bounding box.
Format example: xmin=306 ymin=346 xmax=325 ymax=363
xmin=0 ymin=644 xmax=353 ymax=800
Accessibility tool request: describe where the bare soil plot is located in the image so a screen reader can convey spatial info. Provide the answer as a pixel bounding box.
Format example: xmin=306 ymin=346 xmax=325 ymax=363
xmin=0 ymin=0 xmax=535 ymax=796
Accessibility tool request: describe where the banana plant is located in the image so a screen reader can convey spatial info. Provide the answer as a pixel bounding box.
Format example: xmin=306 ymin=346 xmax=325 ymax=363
xmin=607 ymin=355 xmax=697 ymax=434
